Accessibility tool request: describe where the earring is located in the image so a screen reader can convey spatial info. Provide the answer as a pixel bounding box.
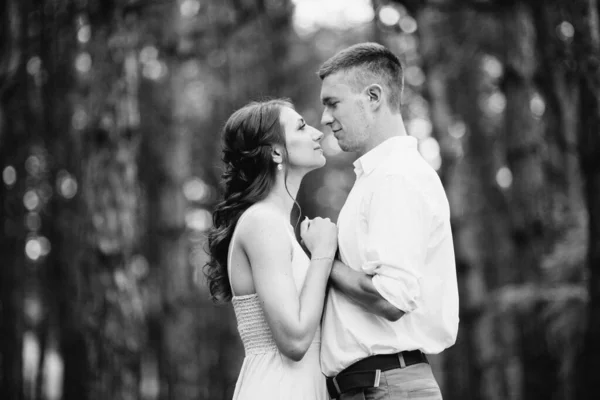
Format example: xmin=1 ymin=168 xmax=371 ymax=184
xmin=277 ymin=164 xmax=283 ymax=171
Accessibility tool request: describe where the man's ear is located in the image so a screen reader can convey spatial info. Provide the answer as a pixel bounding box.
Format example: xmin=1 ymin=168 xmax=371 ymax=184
xmin=365 ymin=84 xmax=383 ymax=109
xmin=271 ymin=145 xmax=284 ymax=164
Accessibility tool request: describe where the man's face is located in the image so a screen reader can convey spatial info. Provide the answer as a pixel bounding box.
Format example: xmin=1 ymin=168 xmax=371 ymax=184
xmin=320 ymin=71 xmax=371 ymax=154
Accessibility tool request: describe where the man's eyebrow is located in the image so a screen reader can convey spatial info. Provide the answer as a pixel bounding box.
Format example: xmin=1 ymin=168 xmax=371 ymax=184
xmin=321 ymin=96 xmax=334 ymax=105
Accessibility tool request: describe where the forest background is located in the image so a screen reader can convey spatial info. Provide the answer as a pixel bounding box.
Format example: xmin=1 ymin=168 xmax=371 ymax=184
xmin=1 ymin=0 xmax=600 ymax=399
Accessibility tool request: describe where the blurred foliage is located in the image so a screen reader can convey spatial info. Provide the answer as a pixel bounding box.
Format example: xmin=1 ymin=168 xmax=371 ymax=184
xmin=1 ymin=0 xmax=599 ymax=399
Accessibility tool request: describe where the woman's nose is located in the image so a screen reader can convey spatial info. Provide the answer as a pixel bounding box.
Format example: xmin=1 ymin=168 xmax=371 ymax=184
xmin=313 ymin=127 xmax=324 ymax=142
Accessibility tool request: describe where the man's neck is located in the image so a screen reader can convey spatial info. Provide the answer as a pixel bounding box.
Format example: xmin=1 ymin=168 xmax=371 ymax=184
xmin=358 ymin=113 xmax=407 ymax=157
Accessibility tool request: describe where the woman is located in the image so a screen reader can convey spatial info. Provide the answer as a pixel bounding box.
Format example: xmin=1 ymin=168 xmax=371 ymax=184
xmin=205 ymin=99 xmax=337 ymax=399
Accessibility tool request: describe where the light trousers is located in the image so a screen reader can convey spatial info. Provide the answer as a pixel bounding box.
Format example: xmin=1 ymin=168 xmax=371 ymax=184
xmin=338 ymin=363 xmax=442 ymax=400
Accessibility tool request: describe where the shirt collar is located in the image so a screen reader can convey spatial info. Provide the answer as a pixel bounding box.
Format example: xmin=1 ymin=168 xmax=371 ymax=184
xmin=353 ymin=135 xmax=418 ymax=177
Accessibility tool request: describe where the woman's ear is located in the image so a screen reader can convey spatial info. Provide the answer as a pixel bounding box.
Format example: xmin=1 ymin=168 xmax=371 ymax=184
xmin=365 ymin=84 xmax=383 ymax=108
xmin=271 ymin=145 xmax=283 ymax=164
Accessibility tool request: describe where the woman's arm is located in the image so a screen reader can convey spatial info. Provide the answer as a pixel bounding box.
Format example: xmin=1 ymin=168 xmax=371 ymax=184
xmin=240 ymin=208 xmax=335 ymax=361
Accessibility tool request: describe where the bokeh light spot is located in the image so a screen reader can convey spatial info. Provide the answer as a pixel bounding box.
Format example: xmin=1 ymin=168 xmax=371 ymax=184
xmin=25 ymin=238 xmax=42 ymax=260
xmin=180 ymin=0 xmax=200 ymax=17
xmin=557 ymin=21 xmax=574 ymax=41
xmin=3 ymin=165 xmax=17 ymax=186
xmin=57 ymin=170 xmax=78 ymax=199
xmin=23 ymin=331 xmax=41 ymax=385
xmin=408 ymin=118 xmax=432 ymax=139
xmin=23 ymin=190 xmax=40 ymax=211
xmin=183 ymin=178 xmax=210 ymax=203
xmin=77 ymin=25 xmax=91 ymax=43
xmin=419 ymin=137 xmax=442 ymax=170
xmin=405 ymin=65 xmax=425 ymax=86
xmin=75 ymin=53 xmax=92 ymax=73
xmin=43 ymin=348 xmax=63 ymax=400
xmin=530 ymin=93 xmax=545 ymax=117
xmin=399 ymin=16 xmax=417 ymax=33
xmin=379 ymin=6 xmax=400 ymax=26
xmin=140 ymin=46 xmax=158 ymax=63
xmin=496 ymin=166 xmax=513 ymax=189
xmin=143 ymin=59 xmax=167 ymax=80
xmin=482 ymin=55 xmax=503 ymax=79
xmin=486 ymin=92 xmax=506 ymax=114
xmin=292 ymin=0 xmax=374 ymax=36
xmin=38 ymin=236 xmax=51 ymax=256
xmin=185 ymin=209 xmax=212 ymax=232
xmin=448 ymin=121 xmax=467 ymax=139
xmin=27 ymin=57 xmax=42 ymax=76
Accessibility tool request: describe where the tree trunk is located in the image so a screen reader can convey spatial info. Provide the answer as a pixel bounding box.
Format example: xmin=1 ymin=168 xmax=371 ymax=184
xmin=137 ymin=1 xmax=197 ymax=399
xmin=575 ymin=0 xmax=600 ymax=398
xmin=36 ymin=2 xmax=91 ymax=400
xmin=0 ymin=82 xmax=27 ymax=400
xmin=76 ymin=1 xmax=149 ymax=399
xmin=499 ymin=5 xmax=563 ymax=400
xmin=1 ymin=0 xmax=29 ymax=398
xmin=527 ymin=2 xmax=589 ymax=398
xmin=502 ymin=3 xmax=548 ymax=284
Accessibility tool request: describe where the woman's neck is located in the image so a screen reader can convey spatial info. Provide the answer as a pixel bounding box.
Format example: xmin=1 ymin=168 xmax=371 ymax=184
xmin=264 ymin=170 xmax=303 ymax=218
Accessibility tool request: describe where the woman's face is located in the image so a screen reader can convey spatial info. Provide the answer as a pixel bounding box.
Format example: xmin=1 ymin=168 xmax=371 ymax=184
xmin=279 ymin=106 xmax=326 ymax=172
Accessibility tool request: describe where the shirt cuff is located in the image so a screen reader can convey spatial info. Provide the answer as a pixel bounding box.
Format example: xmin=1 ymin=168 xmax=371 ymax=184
xmin=363 ymin=262 xmax=422 ymax=313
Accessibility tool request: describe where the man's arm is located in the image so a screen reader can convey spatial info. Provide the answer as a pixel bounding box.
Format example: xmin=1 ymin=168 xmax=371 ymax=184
xmin=332 ymin=174 xmax=431 ymax=322
xmin=329 ymin=259 xmax=405 ymax=321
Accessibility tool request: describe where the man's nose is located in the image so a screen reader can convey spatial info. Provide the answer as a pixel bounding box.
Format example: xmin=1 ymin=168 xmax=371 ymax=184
xmin=321 ymin=108 xmax=333 ymax=126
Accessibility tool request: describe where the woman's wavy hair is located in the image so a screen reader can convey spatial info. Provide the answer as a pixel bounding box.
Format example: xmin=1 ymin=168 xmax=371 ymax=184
xmin=205 ymin=99 xmax=296 ymax=302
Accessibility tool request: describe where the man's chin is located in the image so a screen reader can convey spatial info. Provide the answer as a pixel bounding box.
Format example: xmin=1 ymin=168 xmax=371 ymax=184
xmin=338 ymin=142 xmax=353 ymax=152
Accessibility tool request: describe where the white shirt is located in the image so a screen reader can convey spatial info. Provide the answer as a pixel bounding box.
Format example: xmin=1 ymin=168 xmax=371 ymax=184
xmin=320 ymin=136 xmax=459 ymax=376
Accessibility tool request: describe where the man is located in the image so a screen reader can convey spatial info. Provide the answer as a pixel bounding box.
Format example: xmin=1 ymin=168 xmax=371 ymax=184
xmin=318 ymin=42 xmax=459 ymax=400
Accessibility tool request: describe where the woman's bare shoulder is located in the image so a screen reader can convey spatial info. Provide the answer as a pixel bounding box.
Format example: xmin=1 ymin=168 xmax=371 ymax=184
xmin=237 ymin=203 xmax=289 ymax=244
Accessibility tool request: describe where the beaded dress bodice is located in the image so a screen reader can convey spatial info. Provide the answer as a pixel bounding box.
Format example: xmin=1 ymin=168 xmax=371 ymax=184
xmin=232 ymin=294 xmax=279 ymax=355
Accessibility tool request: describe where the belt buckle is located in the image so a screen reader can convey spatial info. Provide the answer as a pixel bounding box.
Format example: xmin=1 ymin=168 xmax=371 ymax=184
xmin=398 ymin=352 xmax=407 ymax=368
xmin=373 ymin=369 xmax=381 ymax=387
xmin=332 ymin=376 xmax=342 ymax=396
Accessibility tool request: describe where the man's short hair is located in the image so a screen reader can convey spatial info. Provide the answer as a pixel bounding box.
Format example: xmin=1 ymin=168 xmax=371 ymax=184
xmin=318 ymin=42 xmax=404 ymax=111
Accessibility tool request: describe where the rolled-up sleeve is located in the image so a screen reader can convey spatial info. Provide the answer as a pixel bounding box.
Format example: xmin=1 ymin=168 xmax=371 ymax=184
xmin=360 ymin=174 xmax=430 ymax=314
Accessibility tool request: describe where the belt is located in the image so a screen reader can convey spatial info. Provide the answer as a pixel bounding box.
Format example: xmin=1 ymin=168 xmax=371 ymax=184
xmin=325 ymin=351 xmax=428 ymax=399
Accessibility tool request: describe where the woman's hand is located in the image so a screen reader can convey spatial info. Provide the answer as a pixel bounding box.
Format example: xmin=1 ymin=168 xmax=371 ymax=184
xmin=300 ymin=216 xmax=338 ymax=259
